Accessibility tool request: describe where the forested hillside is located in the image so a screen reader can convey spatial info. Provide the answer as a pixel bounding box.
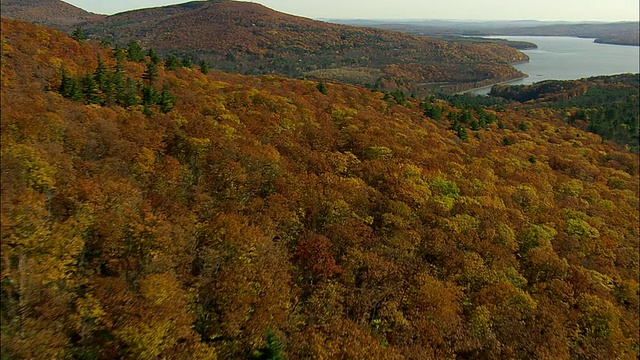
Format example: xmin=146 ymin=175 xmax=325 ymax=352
xmin=1 ymin=0 xmax=529 ymax=94
xmin=1 ymin=18 xmax=639 ymax=359
xmin=0 ymin=0 xmax=103 ymax=30
xmin=490 ymin=74 xmax=640 ymax=152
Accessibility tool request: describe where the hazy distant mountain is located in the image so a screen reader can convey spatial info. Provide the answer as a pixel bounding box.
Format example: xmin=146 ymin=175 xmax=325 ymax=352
xmin=330 ymin=19 xmax=640 ymax=46
xmin=0 ymin=0 xmax=104 ymax=30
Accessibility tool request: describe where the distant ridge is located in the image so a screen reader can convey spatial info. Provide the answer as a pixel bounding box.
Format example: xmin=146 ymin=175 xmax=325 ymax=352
xmin=1 ymin=0 xmax=529 ymax=93
xmin=85 ymin=1 xmax=528 ymax=93
xmin=332 ymin=19 xmax=640 ymax=46
xmin=0 ymin=0 xmax=104 ymax=30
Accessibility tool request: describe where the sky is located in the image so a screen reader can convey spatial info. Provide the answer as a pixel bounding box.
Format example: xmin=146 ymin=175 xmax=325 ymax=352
xmin=64 ymin=0 xmax=640 ymax=21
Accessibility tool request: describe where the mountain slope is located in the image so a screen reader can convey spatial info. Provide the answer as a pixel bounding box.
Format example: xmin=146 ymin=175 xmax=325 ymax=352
xmin=1 ymin=18 xmax=638 ymax=359
xmin=75 ymin=0 xmax=528 ymax=93
xmin=0 ymin=0 xmax=104 ymax=29
xmin=489 ymin=74 xmax=640 ymax=152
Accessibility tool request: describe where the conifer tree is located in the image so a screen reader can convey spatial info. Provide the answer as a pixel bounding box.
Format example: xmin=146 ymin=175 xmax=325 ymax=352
xmin=141 ymin=84 xmax=158 ymax=106
xmin=126 ymin=40 xmax=145 ymax=62
xmin=316 ymin=82 xmax=328 ymax=95
xmin=113 ymin=46 xmax=126 ymax=72
xmin=81 ymin=72 xmax=100 ymax=104
xmin=112 ymin=69 xmax=125 ymax=106
xmin=181 ymin=56 xmax=192 ymax=68
xmin=68 ymin=78 xmax=83 ymax=102
xmin=157 ymin=86 xmax=176 ymax=113
xmin=93 ymin=55 xmax=109 ymax=93
xmin=142 ymin=61 xmax=159 ymax=83
xmin=147 ymin=48 xmax=161 ymax=65
xmin=101 ymin=73 xmax=116 ymax=106
xmin=59 ymin=68 xmax=82 ymax=101
xmin=457 ymin=125 xmax=469 ymax=140
xmin=71 ymin=27 xmax=85 ymax=42
xmin=58 ymin=67 xmax=73 ymax=97
xmin=198 ymin=60 xmax=209 ymax=75
xmin=165 ymin=54 xmax=180 ymax=71
xmin=251 ymin=329 xmax=287 ymax=360
xmin=119 ymin=77 xmax=138 ymax=108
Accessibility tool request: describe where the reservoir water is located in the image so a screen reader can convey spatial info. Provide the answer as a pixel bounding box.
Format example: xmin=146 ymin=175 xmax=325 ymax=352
xmin=474 ymin=36 xmax=640 ymax=94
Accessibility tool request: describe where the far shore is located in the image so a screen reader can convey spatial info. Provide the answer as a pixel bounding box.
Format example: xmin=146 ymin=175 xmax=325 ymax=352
xmin=456 ymin=75 xmax=529 ymax=95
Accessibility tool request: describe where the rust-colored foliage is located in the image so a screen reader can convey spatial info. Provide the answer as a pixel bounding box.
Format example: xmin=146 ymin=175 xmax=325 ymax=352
xmin=1 ymin=19 xmax=638 ymax=359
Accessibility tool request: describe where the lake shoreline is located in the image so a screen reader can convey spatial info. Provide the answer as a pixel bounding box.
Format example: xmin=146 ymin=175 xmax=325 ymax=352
xmin=456 ymin=75 xmax=529 ymax=95
xmin=462 ymin=35 xmax=639 ymax=95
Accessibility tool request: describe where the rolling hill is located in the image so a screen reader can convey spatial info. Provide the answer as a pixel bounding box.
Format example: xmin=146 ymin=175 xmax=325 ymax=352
xmin=489 ymin=74 xmax=640 ymax=152
xmin=1 ymin=0 xmax=529 ymax=94
xmin=0 ymin=0 xmax=103 ymax=29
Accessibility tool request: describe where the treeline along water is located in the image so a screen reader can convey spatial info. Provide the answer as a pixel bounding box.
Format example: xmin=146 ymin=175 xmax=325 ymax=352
xmin=474 ymin=36 xmax=640 ymax=94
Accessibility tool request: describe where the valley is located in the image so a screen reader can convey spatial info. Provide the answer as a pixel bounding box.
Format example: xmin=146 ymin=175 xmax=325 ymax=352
xmin=2 ymin=0 xmax=529 ymax=94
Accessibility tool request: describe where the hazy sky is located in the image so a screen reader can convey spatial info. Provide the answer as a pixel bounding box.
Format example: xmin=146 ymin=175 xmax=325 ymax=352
xmin=64 ymin=0 xmax=640 ymax=21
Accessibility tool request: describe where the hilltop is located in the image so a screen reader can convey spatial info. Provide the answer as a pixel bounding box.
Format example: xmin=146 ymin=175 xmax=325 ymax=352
xmin=1 ymin=0 xmax=529 ymax=94
xmin=1 ymin=19 xmax=638 ymax=359
xmin=0 ymin=0 xmax=104 ymax=29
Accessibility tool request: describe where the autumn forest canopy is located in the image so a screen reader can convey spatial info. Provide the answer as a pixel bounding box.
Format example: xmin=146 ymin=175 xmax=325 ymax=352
xmin=1 ymin=11 xmax=639 ymax=360
xmin=1 ymin=0 xmax=531 ymax=95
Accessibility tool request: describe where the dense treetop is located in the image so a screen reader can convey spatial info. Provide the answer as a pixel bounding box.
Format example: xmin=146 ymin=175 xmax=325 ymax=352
xmin=1 ymin=18 xmax=638 ymax=359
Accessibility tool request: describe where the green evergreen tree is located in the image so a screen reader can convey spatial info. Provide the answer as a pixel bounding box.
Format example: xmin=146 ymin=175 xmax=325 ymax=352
xmin=93 ymin=55 xmax=107 ymax=81
xmin=157 ymin=86 xmax=176 ymax=113
xmin=422 ymin=101 xmax=443 ymax=121
xmin=250 ymin=329 xmax=287 ymax=360
xmin=68 ymin=78 xmax=83 ymax=102
xmin=112 ymin=68 xmax=125 ymax=106
xmin=461 ymin=109 xmax=475 ymax=125
xmin=126 ymin=40 xmax=145 ymax=62
xmin=147 ymin=48 xmax=161 ymax=65
xmin=390 ymin=89 xmax=407 ymax=106
xmin=141 ymin=84 xmax=158 ymax=106
xmin=165 ymin=54 xmax=180 ymax=71
xmin=316 ymin=81 xmax=328 ymax=95
xmin=457 ymin=126 xmax=469 ymax=140
xmin=59 ymin=67 xmax=73 ymax=97
xmin=142 ymin=61 xmax=159 ymax=83
xmin=181 ymin=56 xmax=192 ymax=68
xmin=113 ymin=46 xmax=126 ymax=71
xmin=93 ymin=55 xmax=109 ymax=94
xmin=470 ymin=118 xmax=480 ymax=131
xmin=120 ymin=77 xmax=138 ymax=108
xmin=71 ymin=27 xmax=85 ymax=42
xmin=198 ymin=60 xmax=209 ymax=75
xmin=81 ymin=72 xmax=100 ymax=104
xmin=101 ymin=73 xmax=116 ymax=106
xmin=59 ymin=68 xmax=83 ymax=101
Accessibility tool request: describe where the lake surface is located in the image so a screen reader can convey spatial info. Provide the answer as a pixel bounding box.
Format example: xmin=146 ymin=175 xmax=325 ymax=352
xmin=474 ymin=36 xmax=640 ymax=94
